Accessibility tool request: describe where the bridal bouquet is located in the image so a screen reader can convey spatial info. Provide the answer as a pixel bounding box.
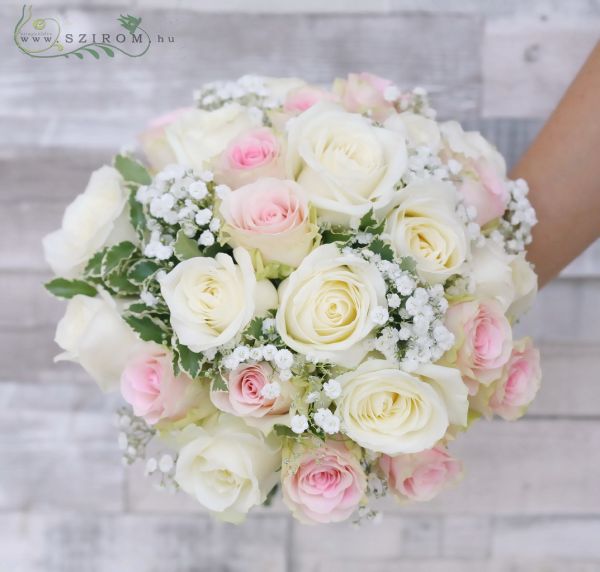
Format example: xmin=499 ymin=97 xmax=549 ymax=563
xmin=43 ymin=73 xmax=541 ymax=524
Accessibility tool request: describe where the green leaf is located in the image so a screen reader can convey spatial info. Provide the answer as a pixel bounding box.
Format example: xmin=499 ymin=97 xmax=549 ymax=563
xmin=123 ymin=313 xmax=169 ymax=344
xmin=243 ymin=316 xmax=264 ymax=342
xmin=173 ymin=229 xmax=201 ymax=261
xmin=128 ymin=189 xmax=147 ymax=234
xmin=128 ymin=259 xmax=160 ymax=285
xmin=273 ymin=424 xmax=297 ymax=438
xmin=370 ymin=237 xmax=395 ymax=262
xmin=114 ymin=154 xmax=152 ymax=185
xmin=263 ymin=484 xmax=278 ymax=506
xmin=102 ymin=241 xmax=138 ymax=275
xmin=321 ymin=229 xmax=352 ymax=244
xmin=359 ymin=209 xmax=385 ymax=235
xmin=44 ymin=277 xmax=97 ymax=299
xmin=400 ymin=256 xmax=417 ymax=274
xmin=211 ymin=374 xmax=228 ymax=392
xmin=83 ymin=249 xmax=105 ymax=278
xmin=105 ymin=273 xmax=139 ymax=296
xmin=99 ymin=45 xmax=114 ymax=57
xmin=73 ymin=51 xmax=84 ymax=60
xmin=85 ymin=47 xmax=100 ymax=59
xmin=176 ymin=343 xmax=204 ymax=379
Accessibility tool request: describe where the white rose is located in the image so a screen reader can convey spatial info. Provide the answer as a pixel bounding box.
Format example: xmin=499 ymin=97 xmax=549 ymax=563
xmin=336 ymin=359 xmax=468 ymax=455
xmin=470 ymin=240 xmax=515 ymax=311
xmin=384 ymin=111 xmax=441 ymax=152
xmin=165 ymin=104 xmax=260 ymax=171
xmin=276 ymin=244 xmax=387 ymax=367
xmin=384 ymin=181 xmax=469 ymax=283
xmin=174 ymin=415 xmax=281 ymax=523
xmin=286 ymin=103 xmax=407 ymax=224
xmin=508 ymin=253 xmax=537 ymax=320
xmin=54 ymin=291 xmax=142 ymax=392
xmin=42 ymin=166 xmax=136 ymax=278
xmin=160 ymin=248 xmax=277 ymax=352
xmin=440 ymin=120 xmax=506 ymax=175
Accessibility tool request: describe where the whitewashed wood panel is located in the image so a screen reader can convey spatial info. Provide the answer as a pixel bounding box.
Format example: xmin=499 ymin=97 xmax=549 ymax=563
xmin=1 ymin=9 xmax=482 ymax=120
xmin=0 ymin=512 xmax=290 ymax=572
xmin=492 ymin=517 xmax=600 ymax=559
xmin=482 ymin=18 xmax=599 ymax=118
xmin=298 ymin=558 xmax=600 ymax=572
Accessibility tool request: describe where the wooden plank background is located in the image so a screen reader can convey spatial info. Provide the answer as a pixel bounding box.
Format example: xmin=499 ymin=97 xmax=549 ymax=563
xmin=0 ymin=1 xmax=599 ymax=570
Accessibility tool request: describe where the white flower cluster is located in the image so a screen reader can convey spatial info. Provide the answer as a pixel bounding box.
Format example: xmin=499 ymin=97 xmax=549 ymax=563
xmin=402 ymin=144 xmax=450 ymax=185
xmin=222 ymin=344 xmax=295 ymax=380
xmin=396 ymin=86 xmax=436 ymax=119
xmin=145 ymin=452 xmax=178 ymax=493
xmin=362 ymin=255 xmax=454 ymax=370
xmin=456 ymin=199 xmax=485 ymax=247
xmin=135 ymin=165 xmax=229 ymax=260
xmin=114 ymin=407 xmax=156 ymax=465
xmin=493 ymin=178 xmax=537 ymax=254
xmin=194 ymin=74 xmax=280 ymax=114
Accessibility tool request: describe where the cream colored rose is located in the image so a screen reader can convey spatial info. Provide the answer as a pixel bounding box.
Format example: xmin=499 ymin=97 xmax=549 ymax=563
xmin=276 ymin=244 xmax=387 ymax=367
xmin=385 ymin=112 xmax=442 ymax=152
xmin=54 ymin=290 xmax=142 ymax=392
xmin=160 ymin=248 xmax=277 ymax=353
xmin=470 ymin=240 xmax=515 ymax=311
xmin=175 ymin=415 xmax=281 ymax=523
xmin=508 ymin=253 xmax=537 ymax=320
xmin=42 ymin=166 xmax=136 ymax=278
xmin=336 ymin=359 xmax=468 ymax=455
xmin=384 ymin=181 xmax=469 ymax=283
xmin=164 ymin=104 xmax=260 ymax=171
xmin=286 ymin=103 xmax=407 ymax=224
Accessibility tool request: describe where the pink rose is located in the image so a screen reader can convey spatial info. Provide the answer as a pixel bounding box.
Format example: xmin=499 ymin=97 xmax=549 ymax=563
xmin=333 ymin=72 xmax=395 ymax=121
xmin=458 ymin=159 xmax=510 ymax=226
xmin=282 ymin=441 xmax=366 ymax=524
xmin=120 ymin=346 xmax=198 ymax=425
xmin=445 ymin=299 xmax=513 ymax=391
xmin=379 ymin=446 xmax=462 ymax=502
xmin=283 ymin=85 xmax=337 ymax=113
xmin=219 ymin=177 xmax=318 ymax=268
xmin=210 ymin=362 xmax=292 ymax=432
xmin=489 ymin=338 xmax=541 ymax=420
xmin=138 ymin=108 xmax=192 ymax=172
xmin=215 ymin=128 xmax=284 ymax=189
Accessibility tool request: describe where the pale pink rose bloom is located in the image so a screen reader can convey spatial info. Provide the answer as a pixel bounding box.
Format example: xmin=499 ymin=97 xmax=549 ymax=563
xmin=333 ymin=72 xmax=395 ymax=121
xmin=138 ymin=108 xmax=192 ymax=172
xmin=120 ymin=347 xmax=196 ymax=425
xmin=489 ymin=338 xmax=541 ymax=421
xmin=283 ymin=85 xmax=337 ymax=113
xmin=445 ymin=299 xmax=513 ymax=390
xmin=210 ymin=362 xmax=292 ymax=430
xmin=459 ymin=159 xmax=510 ymax=226
xmin=215 ymin=127 xmax=284 ymax=189
xmin=379 ymin=446 xmax=462 ymax=502
xmin=219 ymin=177 xmax=317 ymax=268
xmin=282 ymin=441 xmax=366 ymax=524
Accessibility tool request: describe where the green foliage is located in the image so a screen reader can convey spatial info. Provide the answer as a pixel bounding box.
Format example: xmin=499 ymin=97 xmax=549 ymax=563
xmin=399 ymin=256 xmax=417 ymax=274
xmin=127 ymin=259 xmax=160 ymax=285
xmin=211 ymin=374 xmax=228 ymax=392
xmin=102 ymin=241 xmax=138 ymax=275
xmin=173 ymin=230 xmax=201 ymax=261
xmin=114 ymin=154 xmax=152 ymax=186
xmin=370 ymin=237 xmax=394 ymax=262
xmin=175 ymin=342 xmax=204 ymax=379
xmin=128 ymin=189 xmax=147 ymax=235
xmin=321 ymin=228 xmax=353 ymax=245
xmin=358 ymin=209 xmax=385 ymax=235
xmin=123 ymin=313 xmax=170 ymax=344
xmin=44 ymin=277 xmax=97 ymax=299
